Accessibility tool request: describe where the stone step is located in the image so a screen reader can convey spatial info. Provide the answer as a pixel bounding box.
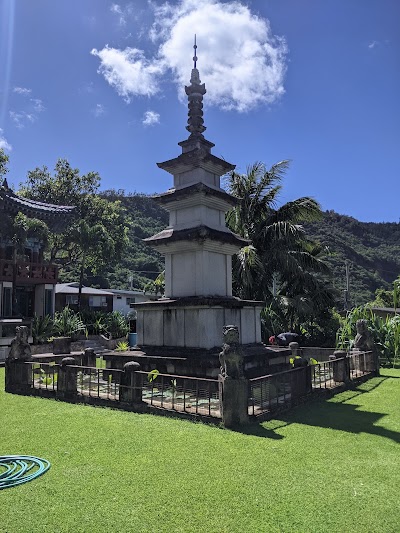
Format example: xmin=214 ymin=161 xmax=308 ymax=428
xmin=82 ymin=339 xmax=108 ymax=354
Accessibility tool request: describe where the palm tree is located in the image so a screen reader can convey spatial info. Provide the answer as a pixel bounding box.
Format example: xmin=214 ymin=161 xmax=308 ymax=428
xmin=225 ymin=160 xmax=334 ymax=318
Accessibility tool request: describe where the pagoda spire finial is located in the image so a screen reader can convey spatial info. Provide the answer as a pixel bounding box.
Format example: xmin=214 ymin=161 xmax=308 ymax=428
xmin=185 ymin=35 xmax=206 ymax=139
xmin=193 ymin=34 xmax=198 ymax=69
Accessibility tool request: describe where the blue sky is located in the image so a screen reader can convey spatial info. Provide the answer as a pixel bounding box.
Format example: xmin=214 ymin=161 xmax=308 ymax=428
xmin=1 ymin=0 xmax=399 ymax=222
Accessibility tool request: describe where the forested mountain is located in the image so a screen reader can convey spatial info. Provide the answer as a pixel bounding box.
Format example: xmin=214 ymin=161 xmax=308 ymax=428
xmin=304 ymin=211 xmax=400 ymax=306
xmin=95 ymin=190 xmax=168 ymax=290
xmin=63 ymin=191 xmax=400 ymax=307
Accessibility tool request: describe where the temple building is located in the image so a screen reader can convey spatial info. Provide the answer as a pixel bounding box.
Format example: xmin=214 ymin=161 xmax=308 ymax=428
xmin=0 ymin=179 xmax=75 ymax=320
xmin=134 ymin=41 xmax=265 ymax=371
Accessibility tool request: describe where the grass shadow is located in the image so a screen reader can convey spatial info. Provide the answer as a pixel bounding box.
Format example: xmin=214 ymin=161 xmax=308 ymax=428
xmin=227 ymin=422 xmax=284 ymax=440
xmin=270 ymin=376 xmax=400 ymax=444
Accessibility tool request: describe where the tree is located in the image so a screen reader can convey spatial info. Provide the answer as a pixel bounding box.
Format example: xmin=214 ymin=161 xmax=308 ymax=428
xmin=0 ymin=148 xmax=9 ymax=180
xmin=19 ymin=159 xmax=130 ymax=308
xmin=225 ymin=160 xmax=335 ymax=328
xmin=370 ymin=277 xmax=400 ymax=313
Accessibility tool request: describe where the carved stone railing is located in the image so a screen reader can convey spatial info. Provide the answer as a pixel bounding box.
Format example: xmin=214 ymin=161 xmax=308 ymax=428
xmin=0 ymin=259 xmax=58 ymax=283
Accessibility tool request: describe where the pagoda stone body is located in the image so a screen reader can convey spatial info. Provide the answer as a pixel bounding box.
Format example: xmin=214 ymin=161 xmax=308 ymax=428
xmin=135 ymin=50 xmax=264 ymax=360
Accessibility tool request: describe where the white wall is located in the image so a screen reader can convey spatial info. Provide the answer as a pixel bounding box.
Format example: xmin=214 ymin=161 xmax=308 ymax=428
xmin=112 ymin=292 xmax=149 ymax=315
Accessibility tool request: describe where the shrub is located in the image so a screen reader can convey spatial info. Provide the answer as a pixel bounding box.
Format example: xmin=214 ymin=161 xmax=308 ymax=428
xmin=104 ymin=311 xmax=129 ymax=340
xmin=79 ymin=310 xmax=107 ymax=335
xmin=32 ymin=314 xmax=54 ymax=345
xmin=53 ymin=307 xmax=85 ymax=340
xmin=115 ymin=341 xmax=129 ymax=351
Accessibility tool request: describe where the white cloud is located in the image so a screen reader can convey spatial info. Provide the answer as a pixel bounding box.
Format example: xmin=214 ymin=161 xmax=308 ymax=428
xmin=80 ymin=82 xmax=95 ymax=94
xmin=9 ymin=93 xmax=45 ymax=128
xmin=91 ymin=46 xmax=164 ymax=101
xmin=13 ymin=86 xmax=32 ymax=95
xmin=110 ymin=3 xmax=135 ymax=26
xmin=9 ymin=111 xmax=35 ymax=129
xmin=142 ymin=110 xmax=160 ymax=126
xmin=93 ymin=0 xmax=287 ymax=112
xmin=110 ymin=3 xmax=124 ymax=20
xmin=368 ymin=40 xmax=378 ymax=49
xmin=0 ymin=129 xmax=12 ymax=151
xmin=93 ymin=103 xmax=105 ymax=117
xmin=31 ymin=98 xmax=45 ymax=112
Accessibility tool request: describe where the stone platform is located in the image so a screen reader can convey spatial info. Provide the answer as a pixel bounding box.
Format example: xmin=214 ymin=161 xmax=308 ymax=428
xmin=101 ymin=344 xmax=291 ymax=379
xmin=135 ymin=296 xmax=264 ymax=351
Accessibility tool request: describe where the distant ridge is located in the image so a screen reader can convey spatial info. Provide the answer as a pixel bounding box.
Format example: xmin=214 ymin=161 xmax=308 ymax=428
xmin=59 ymin=192 xmax=400 ymax=307
xmin=305 ymin=210 xmax=400 ymax=306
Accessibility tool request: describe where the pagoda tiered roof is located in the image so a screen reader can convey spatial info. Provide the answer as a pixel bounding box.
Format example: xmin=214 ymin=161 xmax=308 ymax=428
xmin=157 ymin=148 xmax=235 ymax=176
xmin=152 ymin=182 xmax=239 ymax=207
xmin=144 ymin=225 xmax=247 ymax=248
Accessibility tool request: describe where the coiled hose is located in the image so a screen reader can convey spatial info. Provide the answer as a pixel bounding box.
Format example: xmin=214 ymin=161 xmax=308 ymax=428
xmin=0 ymin=455 xmax=50 ymax=490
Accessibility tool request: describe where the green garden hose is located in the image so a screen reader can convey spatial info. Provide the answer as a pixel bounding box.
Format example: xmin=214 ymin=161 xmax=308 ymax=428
xmin=0 ymin=455 xmax=50 ymax=490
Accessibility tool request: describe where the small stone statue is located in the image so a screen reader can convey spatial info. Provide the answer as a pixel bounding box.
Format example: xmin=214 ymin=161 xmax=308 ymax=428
xmin=7 ymin=326 xmax=31 ymax=361
xmin=353 ymin=319 xmax=379 ymax=374
xmin=5 ymin=326 xmax=32 ymax=392
xmin=353 ymin=319 xmax=375 ymax=352
xmin=219 ymin=325 xmax=244 ymax=379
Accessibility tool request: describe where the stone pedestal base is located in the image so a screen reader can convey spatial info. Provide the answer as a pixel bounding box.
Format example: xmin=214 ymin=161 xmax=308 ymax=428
xmin=57 ymin=357 xmax=77 ymax=399
xmin=53 ymin=337 xmax=72 ymax=355
xmin=219 ymin=375 xmax=249 ymax=427
xmin=5 ymin=359 xmax=32 ymax=393
xmin=119 ymin=361 xmax=143 ymax=404
xmin=135 ymin=297 xmax=263 ymax=351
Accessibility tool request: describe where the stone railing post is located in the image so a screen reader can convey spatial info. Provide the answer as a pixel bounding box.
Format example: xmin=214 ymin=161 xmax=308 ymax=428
xmin=218 ymin=325 xmax=249 ymax=427
xmin=81 ymin=347 xmax=96 ymax=370
xmin=5 ymin=359 xmax=32 ymax=393
xmin=291 ymin=356 xmax=311 ymax=399
xmin=331 ymin=350 xmax=350 ymax=383
xmin=119 ymin=361 xmax=143 ymax=405
xmin=365 ymin=350 xmax=377 ymax=373
xmin=289 ymin=342 xmax=300 ymax=358
xmin=57 ymin=357 xmax=77 ymax=400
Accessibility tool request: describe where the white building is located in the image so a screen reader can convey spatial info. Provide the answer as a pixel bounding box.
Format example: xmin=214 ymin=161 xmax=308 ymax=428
xmin=108 ymin=289 xmax=152 ymax=316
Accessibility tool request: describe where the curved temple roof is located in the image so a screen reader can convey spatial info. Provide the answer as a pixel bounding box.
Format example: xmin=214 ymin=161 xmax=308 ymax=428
xmin=0 ymin=179 xmax=76 ymax=231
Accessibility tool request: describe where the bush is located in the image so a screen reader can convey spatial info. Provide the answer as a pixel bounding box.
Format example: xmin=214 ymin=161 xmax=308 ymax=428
xmin=104 ymin=311 xmax=129 ymax=340
xmin=53 ymin=307 xmax=85 ymax=340
xmin=32 ymin=314 xmax=54 ymax=345
xmin=79 ymin=310 xmax=107 ymax=335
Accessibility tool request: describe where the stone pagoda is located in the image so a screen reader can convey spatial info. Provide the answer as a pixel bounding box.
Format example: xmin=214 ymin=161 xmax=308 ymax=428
xmin=135 ymin=41 xmax=265 ymax=371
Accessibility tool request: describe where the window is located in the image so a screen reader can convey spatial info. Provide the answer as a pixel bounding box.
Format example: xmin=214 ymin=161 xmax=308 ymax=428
xmin=44 ymin=289 xmax=53 ymax=316
xmin=66 ymin=294 xmax=78 ymax=305
xmin=89 ymin=295 xmax=107 ymax=308
xmin=126 ymin=297 xmax=136 ymax=305
xmin=2 ymin=287 xmax=12 ymax=316
xmin=117 ymin=296 xmax=122 ymax=300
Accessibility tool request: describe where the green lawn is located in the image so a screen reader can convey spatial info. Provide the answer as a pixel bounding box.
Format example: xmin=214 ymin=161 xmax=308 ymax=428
xmin=1 ymin=367 xmax=399 ymax=533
